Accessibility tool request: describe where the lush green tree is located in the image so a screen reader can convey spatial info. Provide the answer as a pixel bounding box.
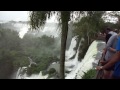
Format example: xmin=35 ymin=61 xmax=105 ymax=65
xmin=29 ymin=11 xmax=85 ymax=79
xmin=20 ymin=32 xmax=60 ymax=75
xmin=74 ymin=11 xmax=105 ymax=45
xmin=73 ymin=11 xmax=105 ymax=60
xmin=0 ymin=22 xmax=61 ymax=78
xmin=0 ymin=28 xmax=25 ymax=78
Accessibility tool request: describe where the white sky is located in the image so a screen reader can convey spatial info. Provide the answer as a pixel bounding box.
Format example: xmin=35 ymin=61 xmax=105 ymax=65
xmin=0 ymin=11 xmax=58 ymax=23
xmin=0 ymin=11 xmax=29 ymax=21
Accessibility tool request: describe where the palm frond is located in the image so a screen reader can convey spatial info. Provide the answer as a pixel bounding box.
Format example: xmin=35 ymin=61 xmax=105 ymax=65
xmin=29 ymin=11 xmax=55 ymax=30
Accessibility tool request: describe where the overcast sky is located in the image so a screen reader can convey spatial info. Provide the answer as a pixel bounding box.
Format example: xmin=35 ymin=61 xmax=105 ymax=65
xmin=0 ymin=11 xmax=29 ymax=21
xmin=0 ymin=11 xmax=58 ymax=23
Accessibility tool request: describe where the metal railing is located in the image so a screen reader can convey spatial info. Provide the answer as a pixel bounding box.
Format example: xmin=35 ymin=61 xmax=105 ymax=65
xmin=95 ymin=54 xmax=104 ymax=79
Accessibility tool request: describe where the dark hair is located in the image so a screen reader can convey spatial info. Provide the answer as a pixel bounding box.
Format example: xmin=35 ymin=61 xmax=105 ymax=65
xmin=106 ymin=27 xmax=112 ymax=31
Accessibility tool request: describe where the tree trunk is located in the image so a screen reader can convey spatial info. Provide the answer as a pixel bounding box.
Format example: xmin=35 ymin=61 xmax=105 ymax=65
xmin=60 ymin=11 xmax=70 ymax=79
xmin=87 ymin=31 xmax=89 ymax=45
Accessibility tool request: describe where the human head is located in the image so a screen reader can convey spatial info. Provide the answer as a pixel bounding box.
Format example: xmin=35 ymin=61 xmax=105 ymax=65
xmin=114 ymin=29 xmax=119 ymax=34
xmin=105 ymin=27 xmax=112 ymax=34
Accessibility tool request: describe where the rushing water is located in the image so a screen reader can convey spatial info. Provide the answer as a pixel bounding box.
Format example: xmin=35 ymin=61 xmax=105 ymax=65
xmin=16 ymin=67 xmax=48 ymax=79
xmin=75 ymin=40 xmax=105 ymax=79
xmin=15 ymin=58 xmax=48 ymax=79
xmin=10 ymin=22 xmax=106 ymax=79
xmin=65 ymin=40 xmax=105 ymax=79
xmin=0 ymin=20 xmax=108 ymax=79
xmin=15 ymin=35 xmax=105 ymax=79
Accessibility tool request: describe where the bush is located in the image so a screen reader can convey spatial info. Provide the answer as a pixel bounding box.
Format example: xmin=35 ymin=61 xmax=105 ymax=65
xmin=0 ymin=27 xmax=60 ymax=77
xmin=82 ymin=69 xmax=96 ymax=79
xmin=48 ymin=68 xmax=56 ymax=75
xmin=26 ymin=56 xmax=60 ymax=76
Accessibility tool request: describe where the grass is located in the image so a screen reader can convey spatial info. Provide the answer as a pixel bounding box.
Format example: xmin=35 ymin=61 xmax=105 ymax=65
xmin=82 ymin=69 xmax=96 ymax=79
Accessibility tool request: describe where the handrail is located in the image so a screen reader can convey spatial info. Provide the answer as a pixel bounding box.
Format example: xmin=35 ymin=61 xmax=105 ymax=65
xmin=95 ymin=54 xmax=104 ymax=79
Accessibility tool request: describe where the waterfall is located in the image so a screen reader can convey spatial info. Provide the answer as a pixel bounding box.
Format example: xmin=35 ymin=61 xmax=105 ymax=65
xmin=16 ymin=67 xmax=48 ymax=79
xmin=75 ymin=40 xmax=105 ymax=79
xmin=15 ymin=36 xmax=105 ymax=79
xmin=65 ymin=36 xmax=78 ymax=61
xmin=12 ymin=21 xmax=106 ymax=79
xmin=14 ymin=22 xmax=59 ymax=79
xmin=15 ymin=57 xmax=48 ymax=79
xmin=65 ymin=39 xmax=105 ymax=79
xmin=65 ymin=37 xmax=83 ymax=79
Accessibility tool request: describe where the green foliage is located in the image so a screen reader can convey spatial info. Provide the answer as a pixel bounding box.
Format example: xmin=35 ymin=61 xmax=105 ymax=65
xmin=82 ymin=69 xmax=96 ymax=79
xmin=0 ymin=29 xmax=29 ymax=70
xmin=0 ymin=25 xmax=61 ymax=77
xmin=0 ymin=28 xmax=26 ymax=78
xmin=48 ymin=68 xmax=56 ymax=75
xmin=73 ymin=11 xmax=106 ymax=61
xmin=30 ymin=11 xmax=58 ymax=29
xmin=22 ymin=34 xmax=59 ymax=56
xmin=102 ymin=22 xmax=120 ymax=30
xmin=13 ymin=57 xmax=29 ymax=68
xmin=21 ymin=33 xmax=60 ymax=75
xmin=27 ymin=55 xmax=59 ymax=75
xmin=74 ymin=11 xmax=105 ymax=38
xmin=29 ymin=11 xmax=85 ymax=30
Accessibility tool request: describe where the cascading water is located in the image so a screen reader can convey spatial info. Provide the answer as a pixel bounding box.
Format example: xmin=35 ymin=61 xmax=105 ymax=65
xmin=9 ymin=21 xmax=106 ymax=79
xmin=65 ymin=37 xmax=83 ymax=79
xmin=65 ymin=36 xmax=78 ymax=61
xmin=16 ymin=67 xmax=48 ymax=79
xmin=15 ymin=35 xmax=105 ymax=79
xmin=75 ymin=40 xmax=105 ymax=79
xmin=16 ymin=57 xmax=48 ymax=79
xmin=65 ymin=38 xmax=105 ymax=79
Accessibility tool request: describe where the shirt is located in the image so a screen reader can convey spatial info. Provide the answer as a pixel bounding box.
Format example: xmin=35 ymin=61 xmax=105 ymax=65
xmin=113 ymin=36 xmax=120 ymax=78
xmin=105 ymin=31 xmax=117 ymax=43
xmin=105 ymin=35 xmax=119 ymax=61
xmin=116 ymin=36 xmax=120 ymax=51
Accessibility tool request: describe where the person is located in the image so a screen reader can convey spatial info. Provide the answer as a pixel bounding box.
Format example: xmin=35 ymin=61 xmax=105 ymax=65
xmin=113 ymin=29 xmax=119 ymax=34
xmin=100 ymin=31 xmax=119 ymax=79
xmin=102 ymin=28 xmax=117 ymax=59
xmin=102 ymin=28 xmax=118 ymax=58
xmin=96 ymin=36 xmax=120 ymax=79
xmin=112 ymin=36 xmax=120 ymax=79
xmin=105 ymin=28 xmax=111 ymax=44
xmin=105 ymin=27 xmax=117 ymax=44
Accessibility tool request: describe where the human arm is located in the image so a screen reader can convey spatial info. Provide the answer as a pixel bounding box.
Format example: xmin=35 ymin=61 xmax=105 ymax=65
xmin=109 ymin=47 xmax=117 ymax=53
xmin=96 ymin=52 xmax=120 ymax=70
xmin=97 ymin=36 xmax=120 ymax=70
